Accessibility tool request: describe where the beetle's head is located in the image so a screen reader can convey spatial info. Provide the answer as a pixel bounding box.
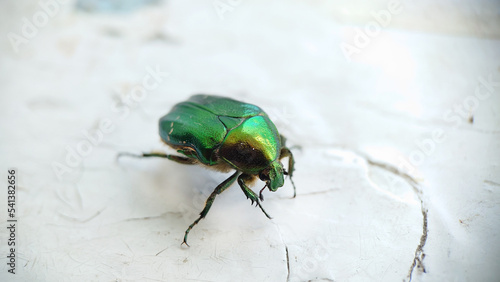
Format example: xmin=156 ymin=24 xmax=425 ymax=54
xmin=259 ymin=161 xmax=285 ymax=192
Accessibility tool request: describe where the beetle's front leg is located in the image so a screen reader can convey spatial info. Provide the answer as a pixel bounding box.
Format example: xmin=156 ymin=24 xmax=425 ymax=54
xmin=182 ymin=170 xmax=240 ymax=247
xmin=279 ymin=147 xmax=296 ymax=198
xmin=238 ymin=174 xmax=272 ymax=219
xmin=117 ymin=151 xmax=198 ymax=165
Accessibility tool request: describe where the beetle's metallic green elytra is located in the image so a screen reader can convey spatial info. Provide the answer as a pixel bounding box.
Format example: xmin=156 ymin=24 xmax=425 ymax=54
xmin=120 ymin=94 xmax=296 ymax=246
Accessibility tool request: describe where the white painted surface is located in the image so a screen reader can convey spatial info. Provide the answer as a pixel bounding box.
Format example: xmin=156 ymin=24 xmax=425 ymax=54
xmin=1 ymin=0 xmax=499 ymax=281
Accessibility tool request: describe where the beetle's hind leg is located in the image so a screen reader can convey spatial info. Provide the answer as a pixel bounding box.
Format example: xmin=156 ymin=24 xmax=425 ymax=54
xmin=117 ymin=151 xmax=197 ymax=165
xmin=238 ymin=174 xmax=272 ymax=219
xmin=279 ymin=147 xmax=297 ymax=198
xmin=182 ymin=170 xmax=240 ymax=247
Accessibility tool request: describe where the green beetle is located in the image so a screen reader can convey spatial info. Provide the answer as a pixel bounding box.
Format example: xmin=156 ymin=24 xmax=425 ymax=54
xmin=120 ymin=94 xmax=296 ymax=246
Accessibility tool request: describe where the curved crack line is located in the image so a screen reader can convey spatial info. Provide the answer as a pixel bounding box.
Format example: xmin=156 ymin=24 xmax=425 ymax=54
xmin=362 ymin=157 xmax=428 ymax=282
xmin=286 ymin=246 xmax=290 ymax=282
xmin=273 ymin=223 xmax=290 ymax=282
xmin=407 ymin=206 xmax=428 ymax=281
xmin=278 ymin=188 xmax=340 ymax=199
xmin=123 ymin=211 xmax=181 ymax=222
xmin=58 ymin=209 xmax=104 ymax=223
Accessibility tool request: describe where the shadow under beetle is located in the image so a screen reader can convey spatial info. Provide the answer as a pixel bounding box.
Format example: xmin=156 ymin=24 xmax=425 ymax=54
xmin=119 ymin=94 xmax=296 ymax=246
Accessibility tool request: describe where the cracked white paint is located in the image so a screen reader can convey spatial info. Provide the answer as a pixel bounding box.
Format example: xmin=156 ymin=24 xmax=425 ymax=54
xmin=1 ymin=0 xmax=499 ymax=281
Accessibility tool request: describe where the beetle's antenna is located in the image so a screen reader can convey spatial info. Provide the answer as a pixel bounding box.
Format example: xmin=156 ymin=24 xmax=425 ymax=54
xmin=282 ymin=169 xmax=296 ymax=197
xmin=289 ymin=177 xmax=296 ymax=198
xmin=259 ymin=184 xmax=267 ymax=201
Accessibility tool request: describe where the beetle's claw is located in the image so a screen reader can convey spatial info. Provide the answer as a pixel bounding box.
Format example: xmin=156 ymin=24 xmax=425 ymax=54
xmin=250 ymin=198 xmax=259 ymax=207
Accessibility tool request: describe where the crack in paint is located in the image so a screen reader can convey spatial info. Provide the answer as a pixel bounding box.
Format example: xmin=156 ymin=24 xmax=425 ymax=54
xmin=273 ymin=223 xmax=291 ymax=282
xmin=484 ymin=179 xmax=500 ymax=187
xmin=124 ymin=211 xmax=181 ymax=222
xmin=58 ymin=209 xmax=104 ymax=223
xmin=361 ymin=156 xmax=428 ymax=282
xmin=406 ymin=205 xmax=428 ymax=281
xmin=279 ymin=188 xmax=340 ymax=199
xmin=286 ymin=246 xmax=290 ymax=282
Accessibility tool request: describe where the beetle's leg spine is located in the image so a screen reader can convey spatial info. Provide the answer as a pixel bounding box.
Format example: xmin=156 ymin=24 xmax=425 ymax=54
xmin=238 ymin=174 xmax=272 ymax=219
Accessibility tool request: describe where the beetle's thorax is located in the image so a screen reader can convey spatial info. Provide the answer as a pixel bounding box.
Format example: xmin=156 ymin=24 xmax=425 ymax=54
xmin=218 ymin=116 xmax=280 ymax=174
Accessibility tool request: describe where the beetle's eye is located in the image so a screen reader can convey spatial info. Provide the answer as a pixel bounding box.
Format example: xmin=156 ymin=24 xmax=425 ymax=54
xmin=259 ymin=171 xmax=269 ymax=181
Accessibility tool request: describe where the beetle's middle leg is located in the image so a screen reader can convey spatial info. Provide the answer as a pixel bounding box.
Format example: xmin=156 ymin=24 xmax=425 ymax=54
xmin=238 ymin=174 xmax=272 ymax=219
xmin=118 ymin=152 xmax=197 ymax=165
xmin=182 ymin=170 xmax=240 ymax=247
